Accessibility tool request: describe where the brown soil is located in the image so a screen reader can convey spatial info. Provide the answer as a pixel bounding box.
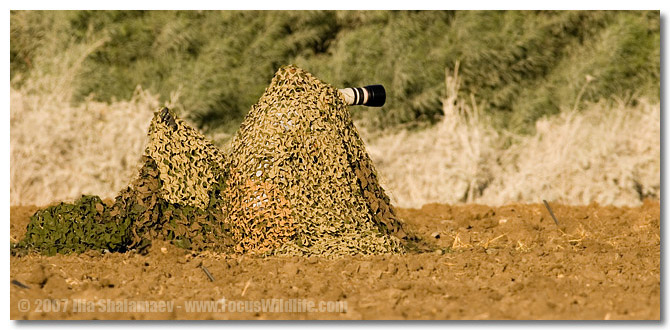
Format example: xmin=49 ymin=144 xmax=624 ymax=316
xmin=10 ymin=200 xmax=660 ymax=320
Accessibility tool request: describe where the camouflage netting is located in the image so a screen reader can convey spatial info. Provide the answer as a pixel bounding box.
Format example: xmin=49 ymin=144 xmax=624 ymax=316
xmin=222 ymin=66 xmax=406 ymax=256
xmin=13 ymin=65 xmax=410 ymax=257
xmin=13 ymin=109 xmax=235 ymax=256
xmin=147 ymin=108 xmax=226 ymax=209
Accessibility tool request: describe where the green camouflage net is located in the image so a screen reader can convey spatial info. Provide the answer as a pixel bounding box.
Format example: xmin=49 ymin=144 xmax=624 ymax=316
xmin=13 ymin=109 xmax=235 ymax=256
xmin=13 ymin=195 xmax=134 ymax=255
xmin=13 ymin=65 xmax=409 ymax=257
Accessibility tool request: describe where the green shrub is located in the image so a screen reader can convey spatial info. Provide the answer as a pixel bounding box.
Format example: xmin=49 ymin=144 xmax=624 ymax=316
xmin=10 ymin=10 xmax=659 ymax=135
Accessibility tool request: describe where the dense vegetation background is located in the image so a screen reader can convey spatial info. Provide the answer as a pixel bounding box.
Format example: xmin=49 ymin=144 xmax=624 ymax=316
xmin=10 ymin=10 xmax=660 ymax=208
xmin=10 ymin=10 xmax=660 ymax=135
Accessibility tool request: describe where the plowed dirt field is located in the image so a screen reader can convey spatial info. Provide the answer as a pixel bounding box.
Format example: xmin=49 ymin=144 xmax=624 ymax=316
xmin=10 ymin=200 xmax=660 ymax=320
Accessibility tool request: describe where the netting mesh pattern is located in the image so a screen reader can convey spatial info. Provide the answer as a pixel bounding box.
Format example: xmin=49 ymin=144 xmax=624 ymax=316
xmin=222 ymin=66 xmax=405 ymax=256
xmin=13 ymin=65 xmax=408 ymax=257
xmin=14 ymin=116 xmax=234 ymax=256
xmin=147 ymin=108 xmax=226 ymax=208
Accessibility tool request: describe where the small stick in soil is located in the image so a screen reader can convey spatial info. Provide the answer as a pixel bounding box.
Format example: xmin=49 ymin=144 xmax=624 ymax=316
xmin=11 ymin=279 xmax=30 ymax=289
xmin=199 ymin=263 xmax=215 ymax=282
xmin=241 ymin=279 xmax=252 ymax=297
xmin=542 ymin=200 xmax=560 ymax=226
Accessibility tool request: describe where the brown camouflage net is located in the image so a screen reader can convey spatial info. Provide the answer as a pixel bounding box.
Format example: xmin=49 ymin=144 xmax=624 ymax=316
xmin=13 ymin=65 xmax=409 ymax=257
xmin=222 ymin=65 xmax=406 ymax=256
xmin=147 ymin=108 xmax=226 ymax=208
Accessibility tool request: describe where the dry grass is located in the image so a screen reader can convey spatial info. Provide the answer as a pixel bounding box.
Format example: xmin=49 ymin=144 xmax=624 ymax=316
xmin=363 ymin=65 xmax=660 ymax=208
xmin=10 ymin=37 xmax=180 ymax=206
xmin=10 ymin=52 xmax=659 ymax=208
xmin=10 ymin=86 xmax=164 ymax=206
xmin=479 ymin=98 xmax=659 ymax=207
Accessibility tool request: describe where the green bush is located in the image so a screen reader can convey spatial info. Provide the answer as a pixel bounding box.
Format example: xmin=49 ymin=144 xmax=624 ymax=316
xmin=10 ymin=10 xmax=659 ymax=135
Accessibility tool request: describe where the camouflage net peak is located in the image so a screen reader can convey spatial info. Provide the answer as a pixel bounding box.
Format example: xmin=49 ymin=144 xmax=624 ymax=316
xmin=223 ymin=65 xmax=406 ymax=256
xmin=13 ymin=65 xmax=409 ymax=257
xmin=147 ymin=107 xmax=226 ymax=209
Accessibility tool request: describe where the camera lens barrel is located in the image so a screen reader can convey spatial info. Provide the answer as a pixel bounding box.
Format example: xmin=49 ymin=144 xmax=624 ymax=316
xmin=338 ymin=85 xmax=386 ymax=107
